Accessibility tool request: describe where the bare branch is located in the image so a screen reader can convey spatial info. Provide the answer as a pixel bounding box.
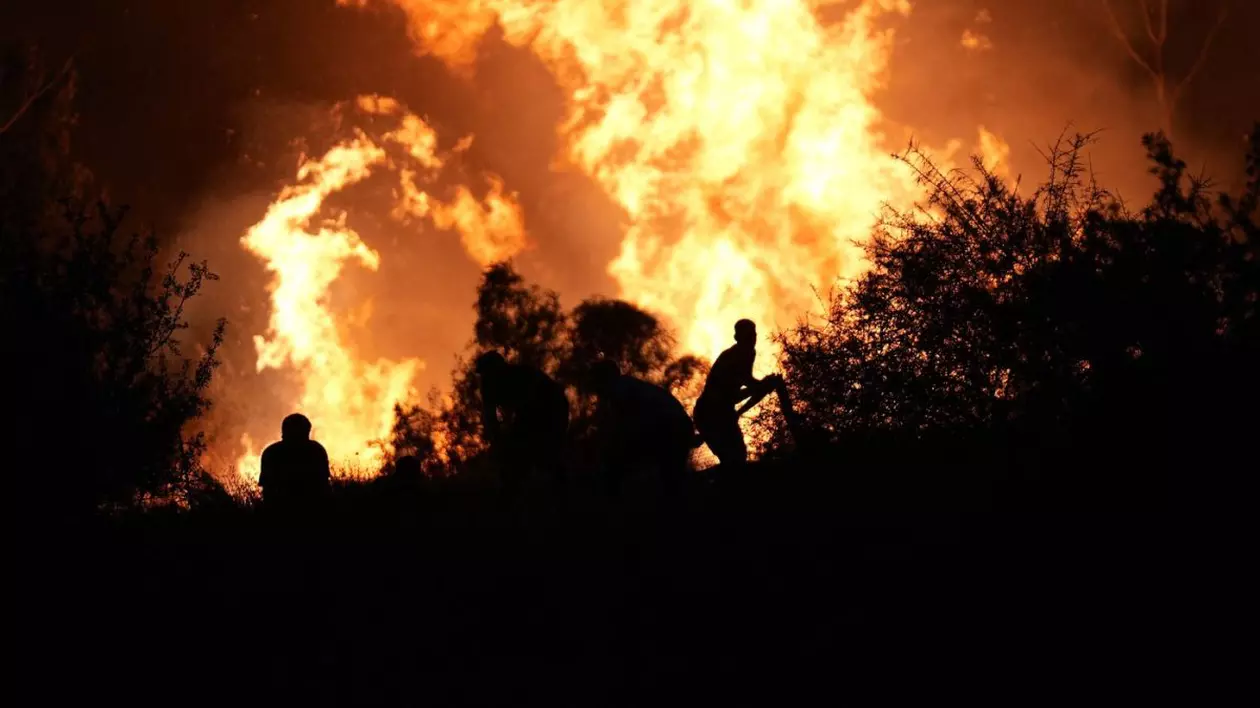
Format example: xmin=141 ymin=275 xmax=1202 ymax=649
xmin=1102 ymin=0 xmax=1159 ymax=77
xmin=1138 ymin=0 xmax=1160 ymax=46
xmin=1140 ymin=0 xmax=1170 ymax=45
xmin=1172 ymin=1 xmax=1231 ymax=104
xmin=0 ymin=56 xmax=74 ymax=135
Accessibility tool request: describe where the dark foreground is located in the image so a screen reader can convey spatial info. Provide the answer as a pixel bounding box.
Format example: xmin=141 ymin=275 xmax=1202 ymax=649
xmin=14 ymin=463 xmax=1242 ymax=706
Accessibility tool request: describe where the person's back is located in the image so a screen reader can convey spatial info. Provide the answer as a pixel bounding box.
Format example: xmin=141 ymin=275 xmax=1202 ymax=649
xmin=498 ymin=363 xmax=568 ymax=424
xmin=391 ymin=455 xmax=423 ymax=487
xmin=478 ymin=354 xmax=567 ymax=435
xmin=259 ymin=413 xmax=331 ymax=508
xmin=701 ymin=341 xmax=756 ymax=408
xmin=475 ymin=352 xmax=570 ymax=493
xmin=604 ymin=374 xmax=695 ymax=451
xmin=591 ymin=361 xmax=696 ymax=493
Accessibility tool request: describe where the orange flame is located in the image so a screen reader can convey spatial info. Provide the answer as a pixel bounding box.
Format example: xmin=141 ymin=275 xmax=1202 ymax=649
xmin=344 ymin=0 xmax=924 ymax=371
xmin=236 ymin=98 xmax=524 ymax=481
xmin=231 ymin=1 xmax=1008 ymax=478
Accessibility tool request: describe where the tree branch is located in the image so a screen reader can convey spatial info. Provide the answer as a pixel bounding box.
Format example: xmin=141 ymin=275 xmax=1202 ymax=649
xmin=1138 ymin=0 xmax=1159 ymax=46
xmin=1172 ymin=1 xmax=1231 ymax=104
xmin=1140 ymin=0 xmax=1169 ymax=45
xmin=0 ymin=56 xmax=74 ymax=135
xmin=1102 ymin=0 xmax=1159 ymax=78
xmin=1156 ymin=0 xmax=1169 ymax=44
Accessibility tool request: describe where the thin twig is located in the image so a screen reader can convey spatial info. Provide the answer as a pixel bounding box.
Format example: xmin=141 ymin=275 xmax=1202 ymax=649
xmin=1172 ymin=1 xmax=1230 ymax=104
xmin=1102 ymin=0 xmax=1158 ymax=77
xmin=0 ymin=55 xmax=74 ymax=135
xmin=1139 ymin=0 xmax=1159 ymax=45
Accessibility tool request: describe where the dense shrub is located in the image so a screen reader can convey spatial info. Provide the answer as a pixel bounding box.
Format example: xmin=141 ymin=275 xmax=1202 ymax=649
xmin=778 ymin=128 xmax=1259 ymax=501
xmin=2 ymin=48 xmax=226 ymax=516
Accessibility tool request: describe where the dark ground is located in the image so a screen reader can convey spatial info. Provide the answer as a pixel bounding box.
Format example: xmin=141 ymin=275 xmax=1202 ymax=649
xmin=13 ymin=462 xmax=1242 ymax=706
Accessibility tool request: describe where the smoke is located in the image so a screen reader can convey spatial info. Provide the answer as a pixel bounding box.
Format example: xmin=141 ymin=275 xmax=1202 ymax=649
xmin=13 ymin=0 xmax=1251 ymax=221
xmin=880 ymin=0 xmax=1257 ymax=198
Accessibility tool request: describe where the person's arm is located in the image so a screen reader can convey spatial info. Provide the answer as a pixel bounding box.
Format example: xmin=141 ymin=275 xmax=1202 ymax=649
xmin=735 ymin=388 xmax=766 ymax=416
xmin=734 ymin=349 xmax=765 ymax=415
xmin=318 ymin=445 xmax=331 ymax=483
xmin=736 ymin=375 xmax=784 ymax=416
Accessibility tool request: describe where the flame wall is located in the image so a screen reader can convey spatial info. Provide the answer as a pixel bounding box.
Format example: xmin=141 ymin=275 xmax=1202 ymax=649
xmin=216 ymin=0 xmax=940 ymax=478
xmin=31 ymin=0 xmax=1235 ymax=480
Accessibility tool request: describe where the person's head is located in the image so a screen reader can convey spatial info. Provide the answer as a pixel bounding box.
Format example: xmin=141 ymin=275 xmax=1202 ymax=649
xmin=474 ymin=351 xmax=508 ymax=381
xmin=589 ymin=359 xmax=621 ymax=395
xmin=281 ymin=413 xmax=312 ymax=441
xmin=394 ymin=455 xmax=422 ymax=479
xmin=734 ymin=319 xmax=757 ymax=346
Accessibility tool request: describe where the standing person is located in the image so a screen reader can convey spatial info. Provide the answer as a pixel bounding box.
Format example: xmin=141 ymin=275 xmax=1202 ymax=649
xmin=474 ymin=351 xmax=570 ymax=496
xmin=589 ymin=359 xmax=698 ymax=495
xmin=259 ymin=413 xmax=331 ymax=510
xmin=692 ymin=319 xmax=779 ymax=469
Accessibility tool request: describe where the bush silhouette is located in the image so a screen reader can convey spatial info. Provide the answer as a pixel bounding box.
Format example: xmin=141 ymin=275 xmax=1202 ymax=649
xmin=381 ymin=262 xmax=708 ymax=478
xmin=2 ymin=48 xmax=226 ymax=516
xmin=778 ymin=128 xmax=1259 ymax=504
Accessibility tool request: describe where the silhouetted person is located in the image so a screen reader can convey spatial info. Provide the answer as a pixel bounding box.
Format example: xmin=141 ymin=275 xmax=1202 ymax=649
xmin=259 ymin=413 xmax=331 ymax=510
xmin=590 ymin=359 xmax=698 ymax=494
xmin=693 ymin=319 xmax=778 ymax=469
xmin=379 ymin=454 xmax=423 ymax=495
xmin=393 ymin=455 xmax=423 ymax=485
xmin=475 ymin=351 xmax=569 ymax=496
xmin=376 ymin=454 xmax=425 ymax=524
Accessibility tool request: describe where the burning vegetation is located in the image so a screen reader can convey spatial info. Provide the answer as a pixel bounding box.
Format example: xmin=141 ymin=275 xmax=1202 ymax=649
xmin=227 ymin=0 xmax=966 ymax=478
xmin=5 ymin=6 xmax=1258 ymax=703
xmin=1 ymin=1 xmax=1256 ymax=511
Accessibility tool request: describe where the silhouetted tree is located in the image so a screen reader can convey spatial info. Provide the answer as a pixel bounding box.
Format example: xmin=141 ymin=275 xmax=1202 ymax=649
xmin=1 ymin=47 xmax=226 ymax=516
xmin=386 ymin=264 xmax=711 ymax=476
xmin=562 ymin=298 xmax=676 ymax=385
xmin=405 ymin=262 xmax=568 ymax=473
xmin=557 ymin=297 xmax=707 ymax=455
xmin=660 ymin=354 xmax=710 ymax=402
xmin=378 ymin=401 xmax=440 ymax=476
xmin=1099 ymin=0 xmax=1231 ymax=137
xmin=472 ymin=261 xmax=567 ymax=373
xmin=779 ymin=127 xmax=1258 ymax=499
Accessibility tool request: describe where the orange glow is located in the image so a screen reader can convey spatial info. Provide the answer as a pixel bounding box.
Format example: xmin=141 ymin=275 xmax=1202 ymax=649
xmin=978 ymin=125 xmax=1012 ymax=180
xmin=232 ymin=1 xmax=1008 ymax=477
xmin=346 ymin=0 xmax=924 ymax=372
xmin=236 ymin=97 xmax=524 ymax=481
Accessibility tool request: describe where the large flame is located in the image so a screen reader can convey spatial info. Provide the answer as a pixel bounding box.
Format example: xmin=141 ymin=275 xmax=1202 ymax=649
xmin=237 ymin=97 xmax=524 ymax=481
xmin=235 ymin=0 xmax=977 ymax=477
xmin=344 ymin=0 xmax=923 ymax=368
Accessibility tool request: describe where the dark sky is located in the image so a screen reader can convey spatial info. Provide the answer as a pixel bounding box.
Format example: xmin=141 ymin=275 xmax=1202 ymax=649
xmin=6 ymin=1 xmax=468 ymax=228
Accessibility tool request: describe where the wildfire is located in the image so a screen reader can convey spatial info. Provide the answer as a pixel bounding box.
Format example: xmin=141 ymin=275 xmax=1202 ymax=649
xmin=344 ymin=0 xmax=924 ymax=371
xmin=237 ymin=97 xmax=524 ymax=481
xmin=234 ymin=0 xmax=998 ymax=477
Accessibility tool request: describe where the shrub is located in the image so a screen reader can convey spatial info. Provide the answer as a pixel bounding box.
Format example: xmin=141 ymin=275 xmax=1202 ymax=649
xmin=2 ymin=48 xmax=226 ymax=516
